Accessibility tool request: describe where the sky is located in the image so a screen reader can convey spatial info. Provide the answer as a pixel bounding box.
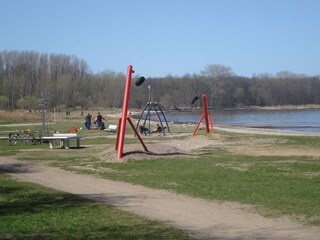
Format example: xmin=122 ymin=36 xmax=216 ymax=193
xmin=1 ymin=0 xmax=319 ymax=77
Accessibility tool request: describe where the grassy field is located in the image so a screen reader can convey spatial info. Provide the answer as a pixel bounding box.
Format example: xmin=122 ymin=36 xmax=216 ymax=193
xmin=0 ymin=173 xmax=190 ymax=240
xmin=1 ymin=113 xmax=320 ymax=229
xmin=98 ymin=150 xmax=320 ymax=224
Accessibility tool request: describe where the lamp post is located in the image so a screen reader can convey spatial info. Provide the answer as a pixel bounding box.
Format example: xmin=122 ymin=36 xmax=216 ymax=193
xmin=148 ymin=85 xmax=151 ymax=131
xmin=148 ymin=85 xmax=151 ymax=102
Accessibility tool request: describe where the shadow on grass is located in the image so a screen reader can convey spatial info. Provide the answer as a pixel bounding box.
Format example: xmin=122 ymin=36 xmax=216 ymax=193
xmin=0 ymin=185 xmax=24 ymax=194
xmin=67 ymin=146 xmax=87 ymax=149
xmin=0 ymin=173 xmax=190 ymax=240
xmin=0 ymin=190 xmax=88 ymax=216
xmin=0 ymin=163 xmax=37 ymax=174
xmin=123 ymin=150 xmax=195 ymax=158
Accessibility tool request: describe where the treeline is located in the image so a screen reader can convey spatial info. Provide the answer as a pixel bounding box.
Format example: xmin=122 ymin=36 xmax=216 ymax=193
xmin=0 ymin=50 xmax=319 ymax=110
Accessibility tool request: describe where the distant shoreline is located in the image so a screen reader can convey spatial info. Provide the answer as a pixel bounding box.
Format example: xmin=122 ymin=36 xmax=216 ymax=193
xmin=245 ymin=104 xmax=320 ymax=110
xmin=168 ymin=104 xmax=320 ymax=112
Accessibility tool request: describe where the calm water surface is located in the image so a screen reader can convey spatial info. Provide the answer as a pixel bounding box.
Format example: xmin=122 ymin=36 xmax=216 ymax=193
xmin=155 ymin=108 xmax=320 ymax=132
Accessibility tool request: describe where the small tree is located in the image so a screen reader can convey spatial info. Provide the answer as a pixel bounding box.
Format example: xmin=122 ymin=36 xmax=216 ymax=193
xmin=0 ymin=96 xmax=9 ymax=108
xmin=16 ymin=96 xmax=39 ymax=110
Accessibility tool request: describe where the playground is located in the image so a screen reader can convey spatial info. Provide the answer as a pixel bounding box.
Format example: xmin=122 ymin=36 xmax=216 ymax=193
xmin=0 ymin=66 xmax=320 ymax=239
xmin=1 ymin=105 xmax=320 ymax=239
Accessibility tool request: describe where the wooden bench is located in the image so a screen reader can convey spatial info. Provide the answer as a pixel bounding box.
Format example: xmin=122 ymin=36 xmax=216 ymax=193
xmin=42 ymin=133 xmax=81 ymax=149
xmin=105 ymin=125 xmax=118 ymax=132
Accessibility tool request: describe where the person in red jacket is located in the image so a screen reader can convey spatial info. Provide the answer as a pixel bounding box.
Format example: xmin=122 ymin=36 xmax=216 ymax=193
xmin=95 ymin=112 xmax=105 ymax=130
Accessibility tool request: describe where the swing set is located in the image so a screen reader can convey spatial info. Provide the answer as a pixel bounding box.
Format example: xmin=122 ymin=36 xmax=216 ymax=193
xmin=135 ymin=101 xmax=170 ymax=136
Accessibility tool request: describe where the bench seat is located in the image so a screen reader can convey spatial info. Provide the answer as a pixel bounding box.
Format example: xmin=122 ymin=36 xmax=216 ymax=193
xmin=105 ymin=125 xmax=118 ymax=132
xmin=42 ymin=133 xmax=81 ymax=149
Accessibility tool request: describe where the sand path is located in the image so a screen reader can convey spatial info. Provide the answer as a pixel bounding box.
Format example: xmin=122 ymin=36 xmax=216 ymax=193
xmin=1 ymin=156 xmax=319 ymax=240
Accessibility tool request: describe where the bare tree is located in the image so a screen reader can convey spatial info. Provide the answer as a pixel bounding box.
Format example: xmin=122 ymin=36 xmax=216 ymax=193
xmin=200 ymin=64 xmax=234 ymax=108
xmin=1 ymin=50 xmax=319 ymax=110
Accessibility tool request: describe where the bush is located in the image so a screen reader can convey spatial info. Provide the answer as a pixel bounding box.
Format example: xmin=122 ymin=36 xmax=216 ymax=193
xmin=16 ymin=96 xmax=39 ymax=110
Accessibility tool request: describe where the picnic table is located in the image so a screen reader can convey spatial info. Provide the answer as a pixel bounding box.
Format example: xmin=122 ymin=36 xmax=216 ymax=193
xmin=42 ymin=133 xmax=81 ymax=149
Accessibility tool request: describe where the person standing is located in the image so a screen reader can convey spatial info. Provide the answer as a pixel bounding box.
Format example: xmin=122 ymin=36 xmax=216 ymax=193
xmin=85 ymin=113 xmax=92 ymax=130
xmin=96 ymin=112 xmax=105 ymax=130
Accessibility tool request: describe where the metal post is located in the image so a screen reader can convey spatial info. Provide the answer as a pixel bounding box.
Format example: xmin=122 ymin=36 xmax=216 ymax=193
xmin=53 ymin=108 xmax=56 ymax=124
xmin=148 ymin=85 xmax=151 ymax=131
xmin=127 ymin=117 xmax=148 ymax=151
xmin=192 ymin=114 xmax=205 ymax=136
xmin=202 ymin=94 xmax=210 ymax=133
xmin=117 ymin=65 xmax=133 ymax=158
xmin=116 ymin=65 xmax=148 ymax=158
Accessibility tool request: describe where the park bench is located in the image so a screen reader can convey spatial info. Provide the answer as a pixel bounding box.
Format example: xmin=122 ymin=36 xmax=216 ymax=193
xmin=42 ymin=133 xmax=81 ymax=149
xmin=105 ymin=124 xmax=118 ymax=132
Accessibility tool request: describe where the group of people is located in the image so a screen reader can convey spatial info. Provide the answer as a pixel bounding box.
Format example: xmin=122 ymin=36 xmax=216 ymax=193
xmin=85 ymin=112 xmax=105 ymax=130
xmin=139 ymin=123 xmax=166 ymax=135
xmin=84 ymin=112 xmax=166 ymax=134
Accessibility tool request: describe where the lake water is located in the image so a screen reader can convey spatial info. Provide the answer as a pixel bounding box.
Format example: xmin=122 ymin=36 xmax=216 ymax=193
xmin=142 ymin=108 xmax=320 ymax=132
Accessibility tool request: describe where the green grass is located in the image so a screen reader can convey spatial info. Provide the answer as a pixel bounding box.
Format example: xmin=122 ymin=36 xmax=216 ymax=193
xmin=283 ymin=135 xmax=320 ymax=147
xmin=95 ymin=150 xmax=320 ymax=225
xmin=0 ymin=139 xmax=49 ymax=156
xmin=81 ymin=137 xmax=115 ymax=145
xmin=0 ymin=120 xmax=20 ymax=125
xmin=1 ymin=120 xmax=320 ymax=226
xmin=0 ymin=173 xmax=190 ymax=240
xmin=0 ymin=120 xmax=36 ymax=125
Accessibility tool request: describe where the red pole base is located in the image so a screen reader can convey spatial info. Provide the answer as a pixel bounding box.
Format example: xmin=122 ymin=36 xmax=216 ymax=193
xmin=115 ymin=116 xmax=148 ymax=158
xmin=192 ymin=114 xmax=205 ymax=136
xmin=127 ymin=117 xmax=148 ymax=152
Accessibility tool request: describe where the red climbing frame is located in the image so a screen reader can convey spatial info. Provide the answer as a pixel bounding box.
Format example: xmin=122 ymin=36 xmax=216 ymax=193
xmin=192 ymin=94 xmax=214 ymax=136
xmin=115 ymin=65 xmax=148 ymax=159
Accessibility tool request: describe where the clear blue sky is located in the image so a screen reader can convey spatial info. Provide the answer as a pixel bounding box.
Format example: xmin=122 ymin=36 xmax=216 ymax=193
xmin=1 ymin=0 xmax=319 ymax=77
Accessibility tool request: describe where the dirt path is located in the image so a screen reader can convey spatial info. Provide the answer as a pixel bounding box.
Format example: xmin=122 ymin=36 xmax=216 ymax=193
xmin=1 ymin=157 xmax=319 ymax=240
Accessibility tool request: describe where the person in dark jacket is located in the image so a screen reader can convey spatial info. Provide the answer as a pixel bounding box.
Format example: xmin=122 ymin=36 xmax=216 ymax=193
xmin=85 ymin=113 xmax=92 ymax=130
xmin=95 ymin=112 xmax=105 ymax=130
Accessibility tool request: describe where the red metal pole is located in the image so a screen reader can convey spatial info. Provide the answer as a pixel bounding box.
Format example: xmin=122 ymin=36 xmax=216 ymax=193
xmin=127 ymin=117 xmax=148 ymax=152
xmin=202 ymin=94 xmax=210 ymax=133
xmin=192 ymin=114 xmax=205 ymax=136
xmin=192 ymin=93 xmax=214 ymax=136
xmin=208 ymin=114 xmax=215 ymax=135
xmin=117 ymin=65 xmax=133 ymax=159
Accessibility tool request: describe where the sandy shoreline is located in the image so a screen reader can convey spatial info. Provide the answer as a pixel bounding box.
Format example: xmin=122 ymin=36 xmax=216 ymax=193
xmin=215 ymin=124 xmax=320 ymax=136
